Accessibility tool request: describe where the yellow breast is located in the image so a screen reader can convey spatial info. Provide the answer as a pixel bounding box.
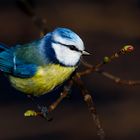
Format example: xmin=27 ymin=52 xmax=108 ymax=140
xmin=9 ymin=64 xmax=75 ymax=96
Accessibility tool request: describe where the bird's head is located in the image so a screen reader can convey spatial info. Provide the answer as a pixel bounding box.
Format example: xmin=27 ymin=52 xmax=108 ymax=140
xmin=50 ymin=28 xmax=89 ymax=67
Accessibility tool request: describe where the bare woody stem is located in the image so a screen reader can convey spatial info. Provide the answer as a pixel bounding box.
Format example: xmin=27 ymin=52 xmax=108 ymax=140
xmin=47 ymin=80 xmax=73 ymax=113
xmin=73 ymin=75 xmax=105 ymax=140
xmin=79 ymin=45 xmax=140 ymax=86
xmin=44 ymin=74 xmax=106 ymax=140
xmin=96 ymin=70 xmax=140 ymax=86
xmin=18 ymin=2 xmax=139 ymax=140
xmin=79 ymin=45 xmax=134 ymax=77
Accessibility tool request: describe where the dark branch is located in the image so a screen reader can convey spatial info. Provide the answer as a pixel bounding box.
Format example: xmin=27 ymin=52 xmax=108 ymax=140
xmin=73 ymin=75 xmax=105 ymax=140
xmin=97 ymin=70 xmax=140 ymax=86
xmin=79 ymin=45 xmax=134 ymax=77
xmin=47 ymin=80 xmax=73 ymax=112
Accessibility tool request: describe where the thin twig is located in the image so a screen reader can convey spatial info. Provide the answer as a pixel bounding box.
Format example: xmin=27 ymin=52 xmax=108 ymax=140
xmin=96 ymin=69 xmax=140 ymax=86
xmin=79 ymin=45 xmax=134 ymax=76
xmin=80 ymin=59 xmax=140 ymax=86
xmin=73 ymin=74 xmax=105 ymax=140
xmin=24 ymin=80 xmax=73 ymax=119
xmin=17 ymin=1 xmax=139 ymax=140
xmin=80 ymin=46 xmax=140 ymax=86
xmin=47 ymin=80 xmax=73 ymax=113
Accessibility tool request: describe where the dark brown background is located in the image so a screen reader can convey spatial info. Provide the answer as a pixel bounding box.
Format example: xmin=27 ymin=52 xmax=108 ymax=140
xmin=0 ymin=0 xmax=140 ymax=140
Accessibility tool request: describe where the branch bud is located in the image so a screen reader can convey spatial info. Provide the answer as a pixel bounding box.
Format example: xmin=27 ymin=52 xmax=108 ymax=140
xmin=122 ymin=45 xmax=134 ymax=53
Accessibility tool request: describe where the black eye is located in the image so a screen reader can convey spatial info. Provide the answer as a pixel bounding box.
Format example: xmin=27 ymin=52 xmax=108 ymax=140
xmin=69 ymin=45 xmax=77 ymax=51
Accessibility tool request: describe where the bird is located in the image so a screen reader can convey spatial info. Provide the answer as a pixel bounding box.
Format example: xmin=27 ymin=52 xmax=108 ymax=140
xmin=0 ymin=27 xmax=90 ymax=97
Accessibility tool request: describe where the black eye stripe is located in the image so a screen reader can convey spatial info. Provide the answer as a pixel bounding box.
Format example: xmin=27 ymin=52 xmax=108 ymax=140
xmin=56 ymin=42 xmax=82 ymax=53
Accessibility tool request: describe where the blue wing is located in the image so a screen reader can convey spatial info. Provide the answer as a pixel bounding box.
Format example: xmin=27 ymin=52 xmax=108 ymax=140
xmin=0 ymin=43 xmax=37 ymax=78
xmin=12 ymin=32 xmax=52 ymax=65
xmin=0 ymin=33 xmax=53 ymax=78
xmin=14 ymin=39 xmax=47 ymax=65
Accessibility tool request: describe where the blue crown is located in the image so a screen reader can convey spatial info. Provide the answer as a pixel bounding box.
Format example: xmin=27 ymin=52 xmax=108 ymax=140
xmin=52 ymin=28 xmax=79 ymax=42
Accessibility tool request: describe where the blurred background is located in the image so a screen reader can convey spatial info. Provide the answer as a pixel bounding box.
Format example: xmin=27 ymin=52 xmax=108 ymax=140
xmin=0 ymin=0 xmax=140 ymax=140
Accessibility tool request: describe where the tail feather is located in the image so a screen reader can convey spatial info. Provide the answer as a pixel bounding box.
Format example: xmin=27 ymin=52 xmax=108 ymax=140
xmin=0 ymin=44 xmax=14 ymax=73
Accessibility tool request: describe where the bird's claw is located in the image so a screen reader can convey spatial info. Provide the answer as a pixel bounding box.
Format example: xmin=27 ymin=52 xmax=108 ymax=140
xmin=37 ymin=105 xmax=53 ymax=121
xmin=24 ymin=106 xmax=53 ymax=121
xmin=37 ymin=105 xmax=48 ymax=117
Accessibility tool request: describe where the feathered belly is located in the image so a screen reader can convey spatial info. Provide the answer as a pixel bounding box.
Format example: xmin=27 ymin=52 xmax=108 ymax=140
xmin=9 ymin=64 xmax=75 ymax=96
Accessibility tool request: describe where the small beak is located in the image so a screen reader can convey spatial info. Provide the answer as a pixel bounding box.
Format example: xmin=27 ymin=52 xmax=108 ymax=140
xmin=82 ymin=50 xmax=91 ymax=55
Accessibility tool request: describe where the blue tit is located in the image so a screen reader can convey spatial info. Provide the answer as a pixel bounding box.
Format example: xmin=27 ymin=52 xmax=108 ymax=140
xmin=0 ymin=28 xmax=89 ymax=96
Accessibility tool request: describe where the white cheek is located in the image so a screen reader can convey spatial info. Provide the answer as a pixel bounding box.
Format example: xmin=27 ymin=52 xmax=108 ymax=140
xmin=52 ymin=43 xmax=81 ymax=66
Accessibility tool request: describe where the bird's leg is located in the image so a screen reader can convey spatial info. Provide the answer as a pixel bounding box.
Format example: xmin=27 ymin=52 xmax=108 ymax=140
xmin=36 ymin=81 xmax=73 ymax=119
xmin=27 ymin=94 xmax=38 ymax=106
xmin=24 ymin=95 xmax=52 ymax=121
xmin=37 ymin=105 xmax=53 ymax=121
xmin=24 ymin=80 xmax=73 ymax=120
